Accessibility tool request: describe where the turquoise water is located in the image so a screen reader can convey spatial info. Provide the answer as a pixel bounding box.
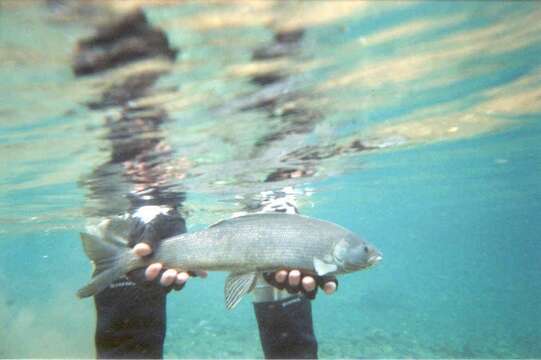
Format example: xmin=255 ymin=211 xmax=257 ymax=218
xmin=1 ymin=1 xmax=540 ymax=358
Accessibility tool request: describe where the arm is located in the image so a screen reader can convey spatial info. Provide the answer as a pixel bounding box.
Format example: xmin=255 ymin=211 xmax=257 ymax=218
xmin=94 ymin=206 xmax=188 ymax=359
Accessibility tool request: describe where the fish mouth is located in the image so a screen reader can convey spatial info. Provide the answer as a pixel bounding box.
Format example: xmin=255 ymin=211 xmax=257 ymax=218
xmin=337 ymin=247 xmax=383 ymax=272
xmin=354 ymin=254 xmax=382 ymax=270
xmin=368 ymin=254 xmax=382 ymax=266
xmin=343 ymin=253 xmax=382 ymax=272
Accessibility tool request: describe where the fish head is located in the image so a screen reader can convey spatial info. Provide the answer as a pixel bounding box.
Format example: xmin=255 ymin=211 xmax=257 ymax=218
xmin=333 ymin=234 xmax=382 ymax=273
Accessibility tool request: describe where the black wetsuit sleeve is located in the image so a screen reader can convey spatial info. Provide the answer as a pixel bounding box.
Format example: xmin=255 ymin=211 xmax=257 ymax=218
xmin=254 ymin=295 xmax=318 ymax=359
xmin=94 ymin=278 xmax=167 ymax=359
xmin=94 ymin=212 xmax=186 ymax=359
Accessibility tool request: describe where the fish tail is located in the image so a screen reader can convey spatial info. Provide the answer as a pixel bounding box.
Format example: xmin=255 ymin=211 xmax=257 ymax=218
xmin=77 ymin=219 xmax=138 ymax=298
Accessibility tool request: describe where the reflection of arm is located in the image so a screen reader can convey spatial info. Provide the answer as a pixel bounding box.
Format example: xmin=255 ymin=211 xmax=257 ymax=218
xmin=73 ymin=8 xmax=182 ymax=359
xmin=251 ymin=189 xmax=318 ymax=359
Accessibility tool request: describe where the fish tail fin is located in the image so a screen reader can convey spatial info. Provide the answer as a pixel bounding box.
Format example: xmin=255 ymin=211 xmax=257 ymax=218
xmin=77 ymin=219 xmax=138 ymax=298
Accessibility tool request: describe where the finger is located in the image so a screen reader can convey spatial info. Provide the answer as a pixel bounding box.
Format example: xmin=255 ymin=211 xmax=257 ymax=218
xmin=133 ymin=242 xmax=152 ymax=257
xmin=302 ymin=276 xmax=316 ymax=292
xmin=176 ymin=271 xmax=190 ymax=285
xmin=323 ymin=281 xmax=337 ymax=295
xmin=288 ymin=270 xmax=301 ymax=287
xmin=145 ymin=263 xmax=163 ymax=281
xmin=274 ymin=270 xmax=288 ymax=284
xmin=160 ymin=269 xmax=178 ymax=287
xmin=263 ymin=272 xmax=284 ymax=290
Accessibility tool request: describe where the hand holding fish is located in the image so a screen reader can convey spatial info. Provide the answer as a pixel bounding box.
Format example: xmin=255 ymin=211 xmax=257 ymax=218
xmin=134 ymin=242 xmax=207 ymax=289
xmin=263 ymin=270 xmax=338 ymax=298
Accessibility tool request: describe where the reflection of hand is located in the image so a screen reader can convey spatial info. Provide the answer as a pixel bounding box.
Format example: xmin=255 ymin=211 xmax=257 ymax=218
xmin=263 ymin=270 xmax=338 ymax=299
xmin=132 ymin=243 xmax=208 ymax=291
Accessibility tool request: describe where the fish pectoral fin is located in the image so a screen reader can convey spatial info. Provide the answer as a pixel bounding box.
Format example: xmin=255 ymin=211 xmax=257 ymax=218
xmin=224 ymin=271 xmax=257 ymax=310
xmin=313 ymin=257 xmax=338 ymax=276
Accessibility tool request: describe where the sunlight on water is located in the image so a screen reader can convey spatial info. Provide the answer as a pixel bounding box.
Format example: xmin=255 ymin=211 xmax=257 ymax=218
xmin=0 ymin=1 xmax=540 ymax=358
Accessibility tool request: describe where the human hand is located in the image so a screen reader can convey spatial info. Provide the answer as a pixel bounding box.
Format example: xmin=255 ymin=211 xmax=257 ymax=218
xmin=263 ymin=269 xmax=338 ymax=300
xmin=131 ymin=242 xmax=208 ymax=291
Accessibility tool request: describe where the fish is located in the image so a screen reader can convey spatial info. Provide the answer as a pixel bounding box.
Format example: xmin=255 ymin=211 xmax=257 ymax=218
xmin=77 ymin=213 xmax=382 ymax=309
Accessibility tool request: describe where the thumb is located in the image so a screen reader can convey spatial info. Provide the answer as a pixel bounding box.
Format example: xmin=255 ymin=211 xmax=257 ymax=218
xmin=133 ymin=242 xmax=153 ymax=257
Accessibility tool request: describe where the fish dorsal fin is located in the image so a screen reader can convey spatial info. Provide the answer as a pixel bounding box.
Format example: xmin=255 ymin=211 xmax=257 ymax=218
xmin=209 ymin=213 xmax=299 ymax=229
xmin=209 ymin=218 xmax=231 ymax=228
xmin=209 ymin=214 xmax=258 ymax=228
xmin=313 ymin=257 xmax=338 ymax=276
xmin=224 ymin=272 xmax=257 ymax=310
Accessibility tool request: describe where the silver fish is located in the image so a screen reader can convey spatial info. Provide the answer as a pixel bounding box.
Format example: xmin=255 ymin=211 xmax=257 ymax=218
xmin=78 ymin=213 xmax=382 ymax=309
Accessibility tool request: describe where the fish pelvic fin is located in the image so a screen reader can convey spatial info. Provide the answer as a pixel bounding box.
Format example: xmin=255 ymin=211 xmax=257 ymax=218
xmin=77 ymin=219 xmax=137 ymax=298
xmin=313 ymin=257 xmax=338 ymax=276
xmin=224 ymin=271 xmax=258 ymax=310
